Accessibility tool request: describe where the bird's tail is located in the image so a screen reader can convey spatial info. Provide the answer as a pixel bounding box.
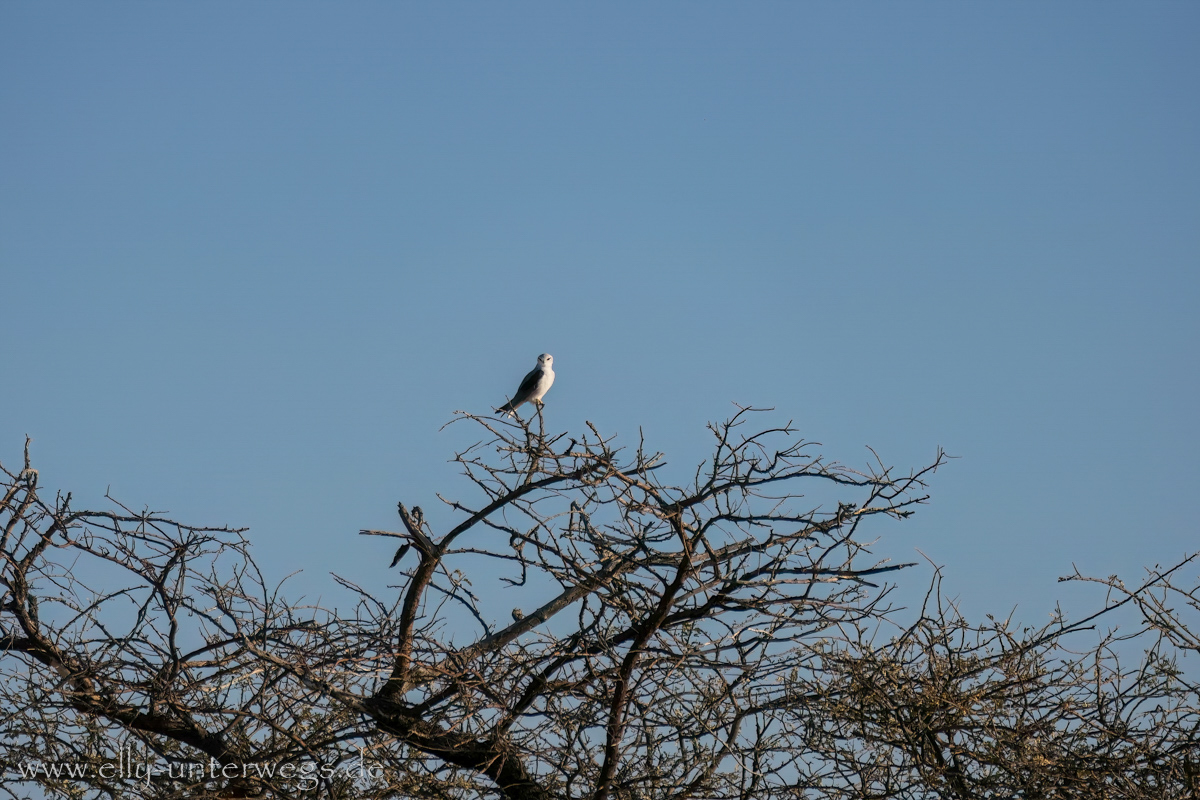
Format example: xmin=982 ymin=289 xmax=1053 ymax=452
xmin=496 ymin=401 xmax=517 ymax=417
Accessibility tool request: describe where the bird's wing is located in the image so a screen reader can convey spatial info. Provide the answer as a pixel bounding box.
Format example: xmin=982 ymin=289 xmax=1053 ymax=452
xmin=500 ymin=366 xmax=543 ymax=411
xmin=514 ymin=366 xmax=544 ymax=399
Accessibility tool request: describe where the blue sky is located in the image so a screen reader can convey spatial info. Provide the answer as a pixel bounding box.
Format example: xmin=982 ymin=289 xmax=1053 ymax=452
xmin=2 ymin=3 xmax=1197 ymax=624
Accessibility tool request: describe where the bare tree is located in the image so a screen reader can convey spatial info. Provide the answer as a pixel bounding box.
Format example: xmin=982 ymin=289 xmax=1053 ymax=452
xmin=803 ymin=559 xmax=1200 ymax=799
xmin=2 ymin=409 xmax=1196 ymax=799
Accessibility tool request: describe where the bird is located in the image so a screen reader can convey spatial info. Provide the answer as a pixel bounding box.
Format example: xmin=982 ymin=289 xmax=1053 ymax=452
xmin=512 ymin=608 xmax=524 ymax=621
xmin=389 ymin=544 xmax=411 ymax=569
xmin=497 ymin=353 xmax=555 ymax=416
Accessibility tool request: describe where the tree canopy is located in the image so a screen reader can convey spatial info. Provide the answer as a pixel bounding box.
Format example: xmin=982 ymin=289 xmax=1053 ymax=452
xmin=2 ymin=410 xmax=1197 ymax=799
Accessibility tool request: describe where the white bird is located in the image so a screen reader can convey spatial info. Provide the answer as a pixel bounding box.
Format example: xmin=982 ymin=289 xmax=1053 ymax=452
xmin=497 ymin=353 xmax=555 ymax=416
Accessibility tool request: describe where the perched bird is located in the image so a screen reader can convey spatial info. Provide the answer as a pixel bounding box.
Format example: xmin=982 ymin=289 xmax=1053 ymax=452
xmin=497 ymin=354 xmax=555 ymax=416
xmin=511 ymin=608 xmax=524 ymax=621
xmin=389 ymin=544 xmax=411 ymax=569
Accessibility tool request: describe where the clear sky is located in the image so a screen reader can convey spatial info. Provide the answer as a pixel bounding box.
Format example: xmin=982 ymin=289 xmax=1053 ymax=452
xmin=3 ymin=3 xmax=1197 ymax=624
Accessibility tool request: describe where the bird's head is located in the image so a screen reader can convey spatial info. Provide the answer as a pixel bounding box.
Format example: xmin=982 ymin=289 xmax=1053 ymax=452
xmin=538 ymin=354 xmax=553 ymax=368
